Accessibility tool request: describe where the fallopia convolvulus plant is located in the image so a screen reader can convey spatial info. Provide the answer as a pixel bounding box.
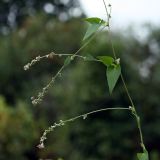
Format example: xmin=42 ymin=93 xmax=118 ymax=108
xmin=24 ymin=1 xmax=149 ymax=160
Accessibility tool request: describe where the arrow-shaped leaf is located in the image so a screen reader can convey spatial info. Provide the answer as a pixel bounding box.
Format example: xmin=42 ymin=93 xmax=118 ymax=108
xmin=83 ymin=17 xmax=106 ymax=41
xmin=83 ymin=24 xmax=101 ymax=41
xmin=106 ymin=64 xmax=121 ymax=94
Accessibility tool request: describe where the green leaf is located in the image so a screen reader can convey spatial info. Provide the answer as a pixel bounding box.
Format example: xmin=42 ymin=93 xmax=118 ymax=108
xmin=83 ymin=17 xmax=105 ymax=41
xmin=64 ymin=56 xmax=71 ymax=66
xmin=137 ymin=152 xmax=149 ymax=160
xmin=84 ymin=17 xmax=104 ymax=24
xmin=84 ymin=54 xmax=97 ymax=61
xmin=83 ymin=24 xmax=101 ymax=41
xmin=106 ymin=64 xmax=121 ymax=94
xmin=97 ymin=56 xmax=114 ymax=66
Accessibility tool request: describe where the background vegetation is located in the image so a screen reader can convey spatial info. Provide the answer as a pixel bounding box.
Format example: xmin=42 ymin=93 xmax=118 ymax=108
xmin=0 ymin=0 xmax=160 ymax=159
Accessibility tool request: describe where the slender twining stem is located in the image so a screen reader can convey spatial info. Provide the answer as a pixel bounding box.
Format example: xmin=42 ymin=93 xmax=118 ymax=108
xmin=121 ymin=74 xmax=135 ymax=108
xmin=38 ymin=107 xmax=130 ymax=148
xmin=64 ymin=107 xmax=130 ymax=122
xmin=102 ymin=0 xmax=146 ymax=152
xmin=102 ymin=0 xmax=110 ymax=23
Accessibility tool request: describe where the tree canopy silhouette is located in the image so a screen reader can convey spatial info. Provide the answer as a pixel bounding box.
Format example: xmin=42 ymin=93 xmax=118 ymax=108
xmin=0 ymin=0 xmax=83 ymax=34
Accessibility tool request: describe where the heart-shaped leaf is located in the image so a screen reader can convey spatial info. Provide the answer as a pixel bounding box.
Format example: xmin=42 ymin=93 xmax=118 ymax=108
xmin=106 ymin=64 xmax=121 ymax=94
xmin=97 ymin=56 xmax=114 ymax=66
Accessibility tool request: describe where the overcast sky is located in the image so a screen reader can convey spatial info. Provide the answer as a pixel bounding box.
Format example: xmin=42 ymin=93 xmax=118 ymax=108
xmin=79 ymin=0 xmax=160 ymax=30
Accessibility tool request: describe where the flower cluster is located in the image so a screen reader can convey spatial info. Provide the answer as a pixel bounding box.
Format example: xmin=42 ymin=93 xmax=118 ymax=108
xmin=24 ymin=55 xmax=41 ymax=70
xmin=37 ymin=120 xmax=65 ymax=149
xmin=31 ymin=82 xmax=52 ymax=106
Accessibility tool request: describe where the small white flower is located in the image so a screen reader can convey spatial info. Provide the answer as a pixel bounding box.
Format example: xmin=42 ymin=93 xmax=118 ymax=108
xmin=116 ymin=58 xmax=120 ymax=64
xmin=24 ymin=64 xmax=30 ymax=70
xmin=37 ymin=143 xmax=44 ymax=149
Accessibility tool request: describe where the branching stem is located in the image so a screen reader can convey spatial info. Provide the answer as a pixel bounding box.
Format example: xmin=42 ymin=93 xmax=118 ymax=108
xmin=27 ymin=25 xmax=106 ymax=105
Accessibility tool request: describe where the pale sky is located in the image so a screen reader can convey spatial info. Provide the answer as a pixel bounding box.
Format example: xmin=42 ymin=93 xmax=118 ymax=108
xmin=79 ymin=0 xmax=160 ymax=29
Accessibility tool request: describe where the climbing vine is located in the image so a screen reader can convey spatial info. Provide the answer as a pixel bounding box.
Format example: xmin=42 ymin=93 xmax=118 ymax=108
xmin=24 ymin=1 xmax=149 ymax=160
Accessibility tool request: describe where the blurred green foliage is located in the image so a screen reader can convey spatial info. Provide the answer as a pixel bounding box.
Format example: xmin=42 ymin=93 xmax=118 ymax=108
xmin=0 ymin=12 xmax=160 ymax=160
xmin=0 ymin=96 xmax=38 ymax=160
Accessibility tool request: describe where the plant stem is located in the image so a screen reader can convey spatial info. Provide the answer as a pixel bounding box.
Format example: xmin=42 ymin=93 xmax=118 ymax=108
xmin=102 ymin=0 xmax=146 ymax=152
xmin=120 ymin=74 xmax=135 ymax=107
xmin=39 ymin=107 xmax=131 ymax=147
xmin=64 ymin=107 xmax=130 ymax=123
